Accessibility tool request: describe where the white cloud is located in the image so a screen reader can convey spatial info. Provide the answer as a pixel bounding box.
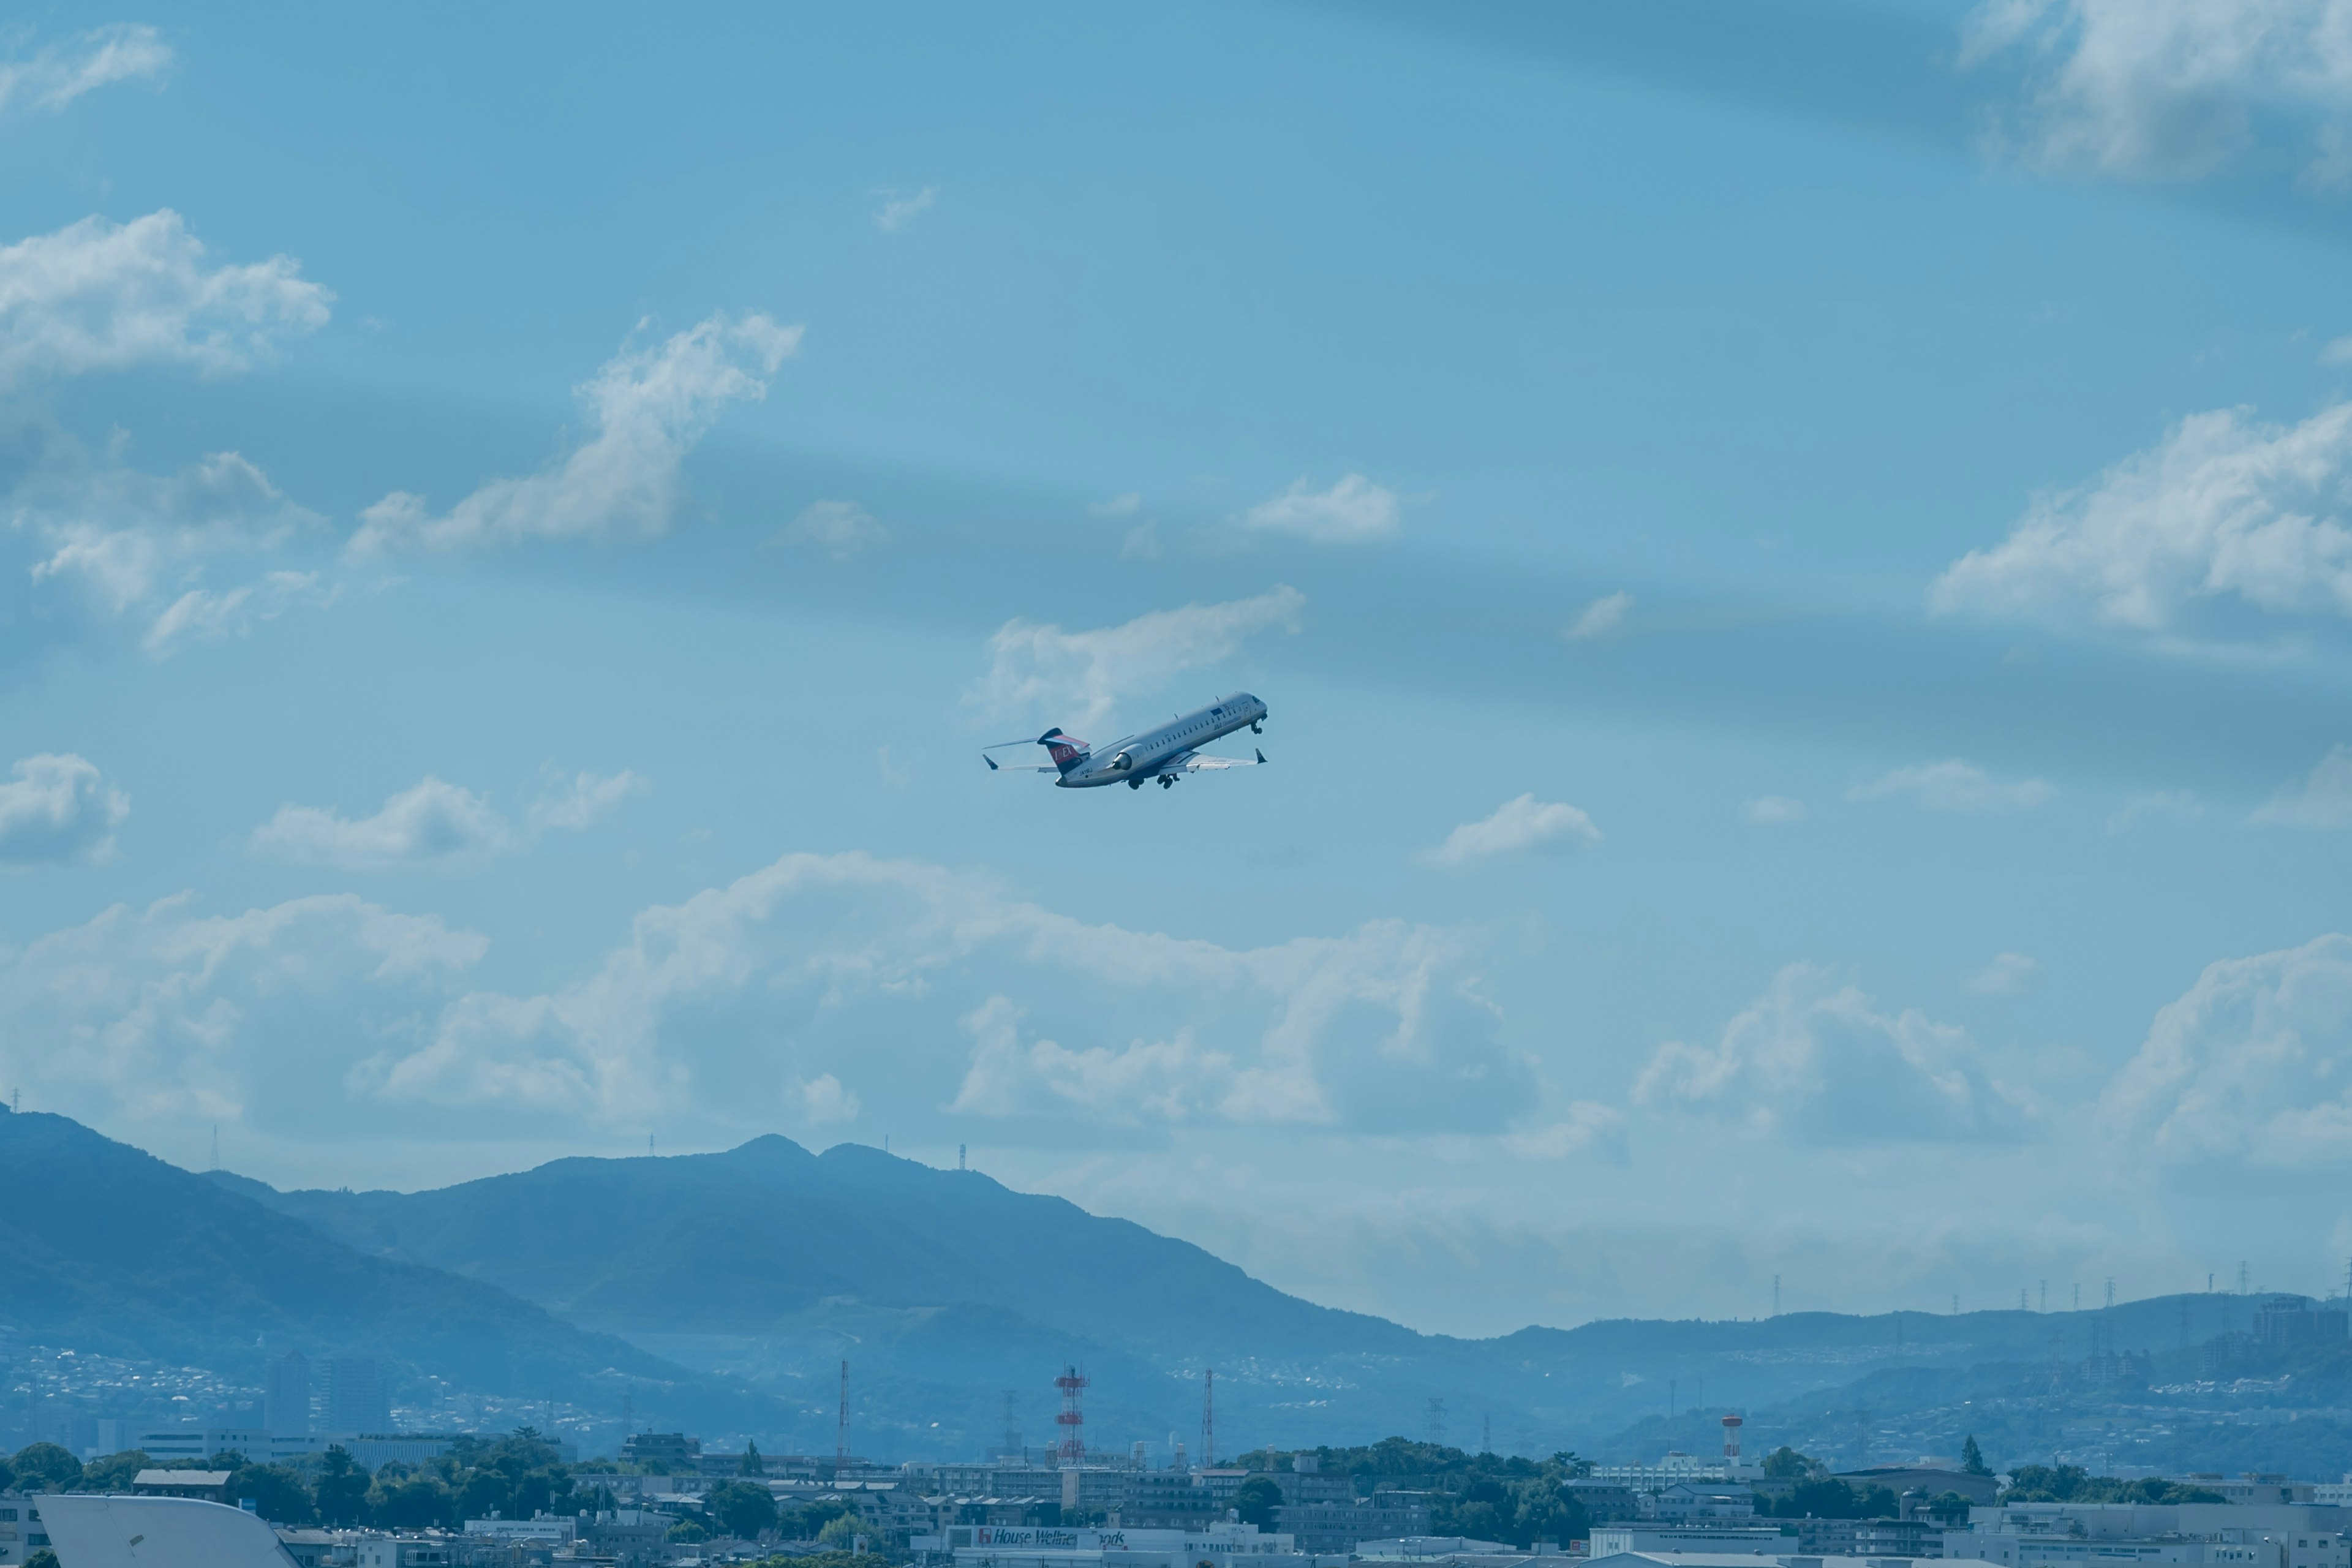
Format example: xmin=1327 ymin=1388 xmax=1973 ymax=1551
xmin=2108 ymin=788 xmax=2204 ymax=832
xmin=2098 ymin=933 xmax=2352 ymax=1164
xmin=1562 ymin=590 xmax=1630 ymax=641
xmin=1849 ymin=759 xmax=2055 ymax=814
xmin=1960 ymin=0 xmax=2352 ymax=182
xmin=1966 ymin=952 xmax=2041 ymax=997
xmin=1425 ymin=794 xmax=1601 ymax=868
xmin=1503 ymin=1101 xmax=1628 ymax=1160
xmin=144 ymin=570 xmax=336 ymax=658
xmin=1242 ymin=473 xmax=1401 ymax=544
xmin=2324 ymin=335 xmax=2352 ymax=367
xmin=350 ymin=311 xmax=801 ymax=555
xmin=797 ymin=1072 xmax=861 ymax=1125
xmin=250 ymin=777 xmax=509 ymax=869
xmin=1090 ymin=492 xmax=1142 ymax=519
xmin=7 ymin=442 xmax=331 ymax=655
xmin=526 ymin=770 xmax=646 ymax=834
xmin=963 ymin=585 xmax=1303 ymax=732
xmin=1929 ymin=404 xmax=2352 ymax=633
xmin=778 ymin=499 xmax=887 ymax=560
xmin=348 ymin=849 xmax=1509 ymax=1129
xmin=875 ymin=186 xmax=937 ymax=232
xmin=0 ymin=210 xmax=330 ymax=388
xmin=1633 ymin=963 xmax=2028 ymax=1141
xmin=948 ymin=995 xmax=1240 ymax=1125
xmin=2252 ymin=745 xmax=2352 ymax=826
xmin=1743 ymin=795 xmax=1808 ymax=825
xmin=0 ymin=891 xmax=483 ymax=1126
xmin=0 ymin=753 xmax=127 ymax=865
xmin=249 ymin=770 xmax=641 ymax=867
xmin=0 ymin=24 xmax=171 ymax=114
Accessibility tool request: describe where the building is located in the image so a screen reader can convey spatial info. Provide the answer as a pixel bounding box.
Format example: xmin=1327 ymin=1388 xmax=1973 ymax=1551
xmin=2256 ymin=1300 xmax=2350 ymax=1348
xmin=1952 ymin=1499 xmax=2352 ymax=1568
xmin=266 ymin=1350 xmax=312 ymax=1436
xmin=1356 ymin=1540 xmax=1518 ymax=1559
xmin=1796 ymin=1519 xmax=1942 ymax=1558
xmin=1280 ymin=1491 xmax=1433 ymax=1553
xmin=0 ymin=1499 xmax=53 ymax=1568
xmin=465 ymin=1516 xmax=578 ymax=1544
xmin=929 ymin=1518 xmax=1327 ymax=1568
xmin=586 ymin=1509 xmax=672 ymax=1567
xmin=1590 ymin=1455 xmax=1764 ymax=1489
xmin=352 ymin=1538 xmax=456 ymax=1567
xmin=1652 ymin=1486 xmax=1764 ymax=1525
xmin=324 ymin=1357 xmax=393 ymax=1434
xmin=1590 ymin=1528 xmax=1789 ymax=1556
xmin=1123 ymin=1468 xmax=1245 ymax=1527
xmin=1839 ymin=1470 xmax=2002 ymax=1507
xmin=1586 ymin=1551 xmax=2000 ymax=1568
xmin=622 ymin=1430 xmax=701 ymax=1469
xmin=132 ymin=1468 xmax=234 ymax=1502
xmin=135 ymin=1427 xmax=456 ymax=1469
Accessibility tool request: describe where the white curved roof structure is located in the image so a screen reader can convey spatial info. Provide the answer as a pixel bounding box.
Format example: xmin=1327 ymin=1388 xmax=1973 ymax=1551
xmin=33 ymin=1494 xmax=299 ymax=1567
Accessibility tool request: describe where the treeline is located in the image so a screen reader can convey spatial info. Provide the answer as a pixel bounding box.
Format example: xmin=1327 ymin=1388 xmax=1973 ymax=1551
xmin=1230 ymin=1438 xmax=1595 ymax=1549
xmin=1999 ymin=1466 xmax=2224 ymax=1506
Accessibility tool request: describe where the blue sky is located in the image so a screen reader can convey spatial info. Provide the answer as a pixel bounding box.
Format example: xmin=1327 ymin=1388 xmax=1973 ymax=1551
xmin=7 ymin=0 xmax=2352 ymax=1337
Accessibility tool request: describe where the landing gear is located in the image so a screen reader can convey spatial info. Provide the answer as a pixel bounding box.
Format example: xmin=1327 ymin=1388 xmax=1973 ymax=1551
xmin=1251 ymin=720 xmax=1262 ymax=733
xmin=1159 ymin=775 xmax=1175 ymax=789
xmin=1128 ymin=777 xmax=1142 ymax=790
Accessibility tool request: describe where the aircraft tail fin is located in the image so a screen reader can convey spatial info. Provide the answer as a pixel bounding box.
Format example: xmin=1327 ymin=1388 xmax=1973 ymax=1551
xmin=1039 ymin=727 xmax=1091 ymax=775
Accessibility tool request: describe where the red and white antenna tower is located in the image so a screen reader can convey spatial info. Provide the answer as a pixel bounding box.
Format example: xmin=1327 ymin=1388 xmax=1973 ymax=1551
xmin=836 ymin=1360 xmax=850 ymax=1477
xmin=1721 ymin=1412 xmax=1743 ymax=1469
xmin=1055 ymin=1364 xmax=1088 ymax=1464
xmin=1200 ymin=1367 xmax=1215 ymax=1468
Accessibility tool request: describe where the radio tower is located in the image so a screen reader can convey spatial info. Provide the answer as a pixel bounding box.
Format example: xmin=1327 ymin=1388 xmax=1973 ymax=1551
xmin=1200 ymin=1368 xmax=1215 ymax=1468
xmin=1055 ymin=1365 xmax=1088 ymax=1465
xmin=836 ymin=1360 xmax=850 ymax=1477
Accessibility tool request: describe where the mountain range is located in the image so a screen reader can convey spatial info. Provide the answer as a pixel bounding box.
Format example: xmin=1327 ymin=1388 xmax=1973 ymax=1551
xmin=2 ymin=1104 xmax=2315 ymax=1467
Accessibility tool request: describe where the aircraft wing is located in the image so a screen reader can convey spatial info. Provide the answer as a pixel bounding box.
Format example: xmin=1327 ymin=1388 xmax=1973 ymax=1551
xmin=985 ymin=760 xmax=1057 ymax=772
xmin=1174 ymin=749 xmax=1267 ymax=771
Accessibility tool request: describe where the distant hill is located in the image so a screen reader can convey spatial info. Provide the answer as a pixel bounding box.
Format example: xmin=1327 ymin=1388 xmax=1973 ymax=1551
xmin=201 ymin=1132 xmax=2281 ymax=1461
xmin=0 ymin=1107 xmax=776 ymax=1433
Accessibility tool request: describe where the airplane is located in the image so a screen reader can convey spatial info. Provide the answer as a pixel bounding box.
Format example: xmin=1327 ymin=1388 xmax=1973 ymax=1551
xmin=983 ymin=692 xmax=1269 ymax=790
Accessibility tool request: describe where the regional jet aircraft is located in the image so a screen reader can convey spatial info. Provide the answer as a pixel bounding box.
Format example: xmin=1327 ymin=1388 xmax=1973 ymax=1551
xmin=982 ymin=692 xmax=1268 ymax=790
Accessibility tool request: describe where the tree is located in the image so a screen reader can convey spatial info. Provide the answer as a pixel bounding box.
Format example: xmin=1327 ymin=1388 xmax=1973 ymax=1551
xmin=226 ymin=1461 xmax=316 ymax=1525
xmin=707 ymin=1480 xmax=780 ymax=1540
xmin=24 ymin=1550 xmax=58 ymax=1568
xmin=72 ymin=1452 xmax=151 ymax=1493
xmin=1235 ymin=1476 xmax=1285 ymax=1531
xmin=1961 ymin=1436 xmax=1990 ymax=1477
xmin=741 ymin=1441 xmax=765 ymax=1477
xmin=818 ymin=1513 xmax=865 ymax=1549
xmin=9 ymin=1444 xmax=82 ymax=1492
xmin=457 ymin=1468 xmax=513 ymax=1523
xmin=374 ymin=1474 xmax=454 ymax=1530
xmin=1762 ymin=1447 xmax=1820 ymax=1480
xmin=316 ymin=1447 xmax=372 ymax=1527
xmin=670 ymin=1518 xmax=712 ymax=1543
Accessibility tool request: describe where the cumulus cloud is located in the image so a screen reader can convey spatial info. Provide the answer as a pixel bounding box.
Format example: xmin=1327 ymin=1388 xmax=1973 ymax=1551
xmin=2108 ymin=788 xmax=2204 ymax=832
xmin=1930 ymin=405 xmax=2352 ymax=634
xmin=963 ymin=585 xmax=1303 ymax=732
xmin=1089 ymin=492 xmax=1142 ymax=519
xmin=949 ymin=995 xmax=1242 ymax=1124
xmin=1966 ymin=952 xmax=2041 ymax=997
xmin=251 ymin=777 xmax=508 ymax=869
xmin=2098 ymin=933 xmax=2352 ymax=1164
xmin=1562 ymin=590 xmax=1630 ymax=641
xmin=0 ymin=24 xmax=171 ymax=114
xmin=1849 ymin=759 xmax=2054 ymax=814
xmin=145 ymin=570 xmax=337 ymax=658
xmin=1960 ymin=0 xmax=2352 ymax=184
xmin=1242 ymin=473 xmax=1401 ymax=544
xmin=0 ymin=891 xmax=483 ymax=1126
xmin=1633 ymin=963 xmax=2028 ymax=1141
xmin=1425 ymin=795 xmax=1601 ymax=867
xmin=1504 ymin=1101 xmax=1629 ymax=1161
xmin=347 ymin=849 xmax=1510 ymax=1129
xmin=250 ymin=770 xmax=643 ymax=868
xmin=778 ymin=499 xmax=887 ymax=560
xmin=2252 ymin=745 xmax=2352 ymax=826
xmin=6 ymin=440 xmax=333 ymax=657
xmin=0 ymin=753 xmax=128 ymax=865
xmin=875 ymin=186 xmax=937 ymax=232
xmin=797 ymin=1072 xmax=861 ymax=1125
xmin=1744 ymin=795 xmax=1808 ymax=825
xmin=525 ymin=770 xmax=647 ymax=834
xmin=350 ymin=311 xmax=801 ymax=555
xmin=0 ymin=210 xmax=329 ymax=388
